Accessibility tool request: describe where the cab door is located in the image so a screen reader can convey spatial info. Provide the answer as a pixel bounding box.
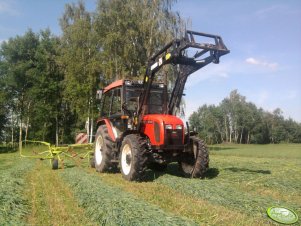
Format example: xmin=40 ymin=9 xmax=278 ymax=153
xmin=100 ymin=87 xmax=125 ymax=136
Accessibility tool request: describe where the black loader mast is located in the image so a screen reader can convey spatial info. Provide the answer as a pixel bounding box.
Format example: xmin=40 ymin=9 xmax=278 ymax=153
xmin=138 ymin=30 xmax=230 ymax=124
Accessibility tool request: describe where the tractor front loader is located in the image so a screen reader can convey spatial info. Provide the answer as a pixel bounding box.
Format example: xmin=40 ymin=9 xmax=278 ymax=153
xmin=94 ymin=30 xmax=229 ymax=181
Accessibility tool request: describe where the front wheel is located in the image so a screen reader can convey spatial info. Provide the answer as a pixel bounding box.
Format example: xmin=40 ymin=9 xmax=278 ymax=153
xmin=179 ymin=137 xmax=209 ymax=178
xmin=120 ymin=134 xmax=147 ymax=181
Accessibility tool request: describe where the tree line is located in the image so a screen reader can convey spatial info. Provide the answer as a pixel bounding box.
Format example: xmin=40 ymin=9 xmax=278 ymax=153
xmin=1 ymin=0 xmax=300 ymax=146
xmin=189 ymin=90 xmax=301 ymax=144
xmin=0 ymin=0 xmax=182 ymax=145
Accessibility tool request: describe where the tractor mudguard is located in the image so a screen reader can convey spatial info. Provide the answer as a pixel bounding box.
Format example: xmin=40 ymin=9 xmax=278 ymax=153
xmin=96 ymin=118 xmax=117 ymax=142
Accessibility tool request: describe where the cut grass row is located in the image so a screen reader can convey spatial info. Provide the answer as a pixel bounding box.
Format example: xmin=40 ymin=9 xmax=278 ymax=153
xmin=153 ymin=145 xmax=301 ymax=225
xmin=83 ymin=144 xmax=301 ymax=225
xmin=210 ymin=145 xmax=301 ymax=207
xmin=25 ymin=160 xmax=93 ymax=226
xmin=95 ymin=171 xmax=268 ymax=226
xmin=2 ymin=143 xmax=300 ymax=225
xmin=0 ymin=150 xmax=94 ymax=226
xmin=0 ymin=153 xmax=34 ymax=225
xmin=156 ymin=163 xmax=300 ymax=222
xmin=59 ymin=167 xmax=197 ymax=226
xmin=210 ymin=155 xmax=301 ymax=204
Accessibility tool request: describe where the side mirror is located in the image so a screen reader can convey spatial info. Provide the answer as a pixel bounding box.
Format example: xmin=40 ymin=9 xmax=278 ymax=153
xmin=96 ymin=90 xmax=103 ymax=100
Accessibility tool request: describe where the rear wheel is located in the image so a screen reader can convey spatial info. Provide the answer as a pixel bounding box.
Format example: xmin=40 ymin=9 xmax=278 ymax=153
xmin=94 ymin=125 xmax=116 ymax=172
xmin=179 ymin=136 xmax=209 ymax=178
xmin=120 ymin=134 xmax=147 ymax=181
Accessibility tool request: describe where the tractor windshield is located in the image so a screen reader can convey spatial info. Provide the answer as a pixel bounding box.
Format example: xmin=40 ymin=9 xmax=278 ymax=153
xmin=126 ymin=86 xmax=165 ymax=114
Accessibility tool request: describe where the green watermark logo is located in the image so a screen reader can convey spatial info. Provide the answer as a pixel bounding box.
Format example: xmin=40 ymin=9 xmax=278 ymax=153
xmin=267 ymin=207 xmax=298 ymax=224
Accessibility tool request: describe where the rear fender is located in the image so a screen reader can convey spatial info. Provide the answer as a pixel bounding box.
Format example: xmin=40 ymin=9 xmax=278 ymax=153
xmin=96 ymin=118 xmax=117 ymax=142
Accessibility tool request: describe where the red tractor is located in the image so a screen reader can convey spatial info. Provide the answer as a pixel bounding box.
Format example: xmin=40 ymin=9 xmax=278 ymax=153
xmin=94 ymin=30 xmax=229 ymax=181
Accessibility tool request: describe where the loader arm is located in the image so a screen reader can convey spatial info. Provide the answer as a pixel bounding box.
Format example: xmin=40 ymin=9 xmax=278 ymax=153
xmin=138 ymin=30 xmax=230 ymax=124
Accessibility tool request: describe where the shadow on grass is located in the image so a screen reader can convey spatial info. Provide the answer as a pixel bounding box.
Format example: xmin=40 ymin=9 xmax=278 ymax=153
xmin=144 ymin=163 xmax=220 ymax=181
xmin=208 ymin=146 xmax=238 ymax=151
xmin=205 ymin=168 xmax=220 ymax=179
xmin=225 ymin=167 xmax=271 ymax=174
xmin=44 ymin=160 xmax=77 ymax=170
xmin=63 ymin=163 xmax=77 ymax=169
xmin=145 ymin=170 xmax=165 ymax=181
xmin=0 ymin=147 xmax=18 ymax=154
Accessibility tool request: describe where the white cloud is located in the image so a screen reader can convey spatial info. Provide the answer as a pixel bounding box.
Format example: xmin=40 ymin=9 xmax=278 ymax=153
xmin=245 ymin=57 xmax=278 ymax=70
xmin=255 ymin=4 xmax=301 ymax=18
xmin=255 ymin=5 xmax=282 ymax=17
xmin=245 ymin=57 xmax=259 ymax=65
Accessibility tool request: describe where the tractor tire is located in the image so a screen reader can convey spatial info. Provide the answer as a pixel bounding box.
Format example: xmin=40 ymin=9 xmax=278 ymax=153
xmin=94 ymin=125 xmax=116 ymax=172
xmin=120 ymin=134 xmax=147 ymax=181
xmin=148 ymin=162 xmax=168 ymax=172
xmin=52 ymin=158 xmax=59 ymax=170
xmin=179 ymin=136 xmax=209 ymax=178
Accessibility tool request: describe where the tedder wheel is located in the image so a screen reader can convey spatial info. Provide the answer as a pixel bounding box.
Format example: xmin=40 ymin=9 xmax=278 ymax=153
xmin=120 ymin=134 xmax=147 ymax=181
xmin=90 ymin=154 xmax=95 ymax=168
xmin=94 ymin=125 xmax=116 ymax=172
xmin=52 ymin=158 xmax=59 ymax=170
xmin=179 ymin=136 xmax=209 ymax=178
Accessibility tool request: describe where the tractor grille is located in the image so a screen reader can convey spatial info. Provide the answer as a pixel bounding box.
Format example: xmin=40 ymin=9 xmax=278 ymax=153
xmin=154 ymin=122 xmax=160 ymax=143
xmin=165 ymin=129 xmax=183 ymax=146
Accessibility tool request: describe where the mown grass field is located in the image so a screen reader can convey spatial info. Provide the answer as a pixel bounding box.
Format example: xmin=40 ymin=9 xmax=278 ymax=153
xmin=0 ymin=144 xmax=300 ymax=225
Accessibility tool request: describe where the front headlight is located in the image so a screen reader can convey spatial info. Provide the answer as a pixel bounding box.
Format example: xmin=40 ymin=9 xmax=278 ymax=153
xmin=165 ymin=124 xmax=172 ymax=130
xmin=176 ymin=125 xmax=183 ymax=130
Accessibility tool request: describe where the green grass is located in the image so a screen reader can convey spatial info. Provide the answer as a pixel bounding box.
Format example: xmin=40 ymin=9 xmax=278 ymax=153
xmin=65 ymin=143 xmax=301 ymax=225
xmin=94 ymin=170 xmax=267 ymax=225
xmin=0 ymin=152 xmax=17 ymax=170
xmin=154 ymin=144 xmax=301 ymax=225
xmin=209 ymin=144 xmax=301 ymax=159
xmin=59 ymin=167 xmax=197 ymax=226
xmin=0 ymin=153 xmax=34 ymax=225
xmin=0 ymin=144 xmax=17 ymax=154
xmin=25 ymin=161 xmax=93 ymax=226
xmin=1 ymin=143 xmax=300 ymax=225
xmin=91 ymin=144 xmax=300 ymax=225
xmin=51 ymin=144 xmax=301 ymax=225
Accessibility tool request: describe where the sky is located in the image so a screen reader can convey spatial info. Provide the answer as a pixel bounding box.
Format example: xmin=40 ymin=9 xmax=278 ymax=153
xmin=0 ymin=0 xmax=300 ymax=122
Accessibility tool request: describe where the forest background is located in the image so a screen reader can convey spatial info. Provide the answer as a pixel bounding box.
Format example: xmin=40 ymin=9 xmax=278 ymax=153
xmin=0 ymin=0 xmax=300 ymax=146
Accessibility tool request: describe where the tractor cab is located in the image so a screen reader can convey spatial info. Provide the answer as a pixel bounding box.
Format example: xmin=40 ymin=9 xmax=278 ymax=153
xmin=97 ymin=80 xmax=167 ymax=134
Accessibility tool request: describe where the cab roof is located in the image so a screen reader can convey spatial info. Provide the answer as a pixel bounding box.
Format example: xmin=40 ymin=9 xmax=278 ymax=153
xmin=103 ymin=80 xmax=124 ymax=93
xmin=103 ymin=79 xmax=164 ymax=93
